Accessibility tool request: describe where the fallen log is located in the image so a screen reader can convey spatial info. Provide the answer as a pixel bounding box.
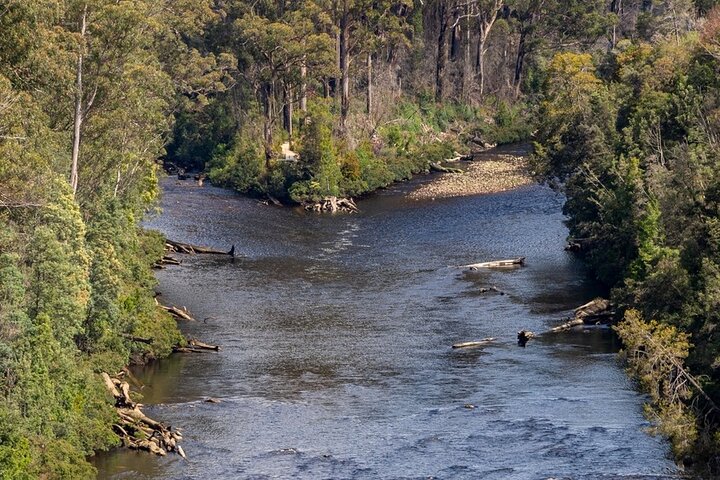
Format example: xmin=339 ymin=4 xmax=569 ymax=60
xmin=549 ymin=318 xmax=585 ymax=333
xmin=166 ymin=239 xmax=234 ymax=256
xmin=267 ymin=194 xmax=282 ymax=206
xmin=574 ymin=298 xmax=613 ymax=322
xmin=158 ymin=303 xmax=195 ymax=321
xmin=188 ymin=338 xmax=221 ymax=351
xmin=161 ymin=255 xmax=180 ymax=265
xmin=152 ymin=255 xmax=181 ymax=269
xmin=452 ymin=337 xmax=496 ymax=349
xmin=173 ymin=346 xmax=215 ymax=354
xmin=430 ymin=162 xmax=463 ymax=174
xmin=462 ymin=257 xmax=525 ymax=270
xmin=444 ymin=152 xmax=474 ymax=163
xmin=102 ymin=372 xmax=120 ymax=398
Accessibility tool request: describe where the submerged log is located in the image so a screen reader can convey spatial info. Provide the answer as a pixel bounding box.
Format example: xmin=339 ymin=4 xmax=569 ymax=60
xmin=166 ymin=239 xmax=234 ymax=256
xmin=430 ymin=162 xmax=463 ymax=174
xmin=479 ymin=286 xmax=505 ymax=295
xmin=452 ymin=337 xmax=496 ymax=349
xmin=462 ymin=257 xmax=525 ymax=270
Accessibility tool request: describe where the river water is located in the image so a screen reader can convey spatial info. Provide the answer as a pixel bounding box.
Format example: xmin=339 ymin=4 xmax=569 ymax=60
xmin=94 ymin=149 xmax=681 ymax=479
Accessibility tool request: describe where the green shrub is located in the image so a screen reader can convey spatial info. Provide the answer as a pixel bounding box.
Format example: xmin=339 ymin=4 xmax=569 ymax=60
xmin=207 ymin=134 xmax=266 ymax=195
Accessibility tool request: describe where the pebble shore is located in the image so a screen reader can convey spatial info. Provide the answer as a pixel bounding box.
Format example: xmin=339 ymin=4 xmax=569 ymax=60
xmin=408 ymin=154 xmax=532 ymax=200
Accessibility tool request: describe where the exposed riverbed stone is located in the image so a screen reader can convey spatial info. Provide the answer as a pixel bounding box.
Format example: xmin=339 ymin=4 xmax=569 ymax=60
xmin=409 ymin=154 xmax=531 ymax=200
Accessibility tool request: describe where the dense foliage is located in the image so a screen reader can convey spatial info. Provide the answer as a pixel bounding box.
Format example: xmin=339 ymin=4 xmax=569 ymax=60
xmin=165 ymin=0 xmax=618 ymax=202
xmin=0 ymin=1 xmax=226 ymax=477
xmin=532 ymin=1 xmax=720 ymax=470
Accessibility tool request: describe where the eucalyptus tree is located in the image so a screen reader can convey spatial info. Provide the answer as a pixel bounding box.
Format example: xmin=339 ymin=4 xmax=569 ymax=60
xmin=234 ymin=1 xmax=335 ymax=158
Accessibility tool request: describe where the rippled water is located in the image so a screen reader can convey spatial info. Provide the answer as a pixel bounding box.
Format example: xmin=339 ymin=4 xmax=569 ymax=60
xmin=94 ymin=149 xmax=681 ymax=479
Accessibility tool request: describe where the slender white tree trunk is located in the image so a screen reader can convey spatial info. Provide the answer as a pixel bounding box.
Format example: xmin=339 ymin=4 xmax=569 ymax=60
xmin=366 ymin=52 xmax=372 ymax=116
xmin=70 ymin=5 xmax=87 ymax=196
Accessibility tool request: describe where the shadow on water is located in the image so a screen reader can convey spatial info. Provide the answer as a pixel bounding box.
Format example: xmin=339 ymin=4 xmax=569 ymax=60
xmin=94 ymin=157 xmax=682 ymax=479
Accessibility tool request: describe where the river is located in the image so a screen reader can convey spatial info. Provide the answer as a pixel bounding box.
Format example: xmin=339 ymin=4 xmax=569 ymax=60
xmin=94 ymin=148 xmax=681 ymax=479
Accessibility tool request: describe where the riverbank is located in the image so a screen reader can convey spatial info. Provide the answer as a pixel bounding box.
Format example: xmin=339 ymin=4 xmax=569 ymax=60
xmin=408 ymin=153 xmax=532 ymax=200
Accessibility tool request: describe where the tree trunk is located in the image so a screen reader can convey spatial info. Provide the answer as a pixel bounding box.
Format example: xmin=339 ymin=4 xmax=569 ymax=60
xmin=476 ymin=2 xmax=502 ymax=97
xmin=339 ymin=4 xmax=350 ymax=129
xmin=477 ymin=32 xmax=487 ymax=96
xmin=513 ymin=31 xmax=527 ymax=97
xmin=450 ymin=22 xmax=461 ymax=61
xmin=70 ymin=5 xmax=88 ymax=196
xmin=283 ymin=84 xmax=292 ymax=139
xmin=261 ymin=81 xmax=274 ymax=164
xmin=366 ymin=52 xmax=372 ymax=116
xmin=609 ymin=0 xmax=622 ymax=49
xmin=462 ymin=9 xmax=471 ymax=99
xmin=300 ymin=60 xmax=307 ymax=113
xmin=435 ymin=8 xmax=449 ymax=102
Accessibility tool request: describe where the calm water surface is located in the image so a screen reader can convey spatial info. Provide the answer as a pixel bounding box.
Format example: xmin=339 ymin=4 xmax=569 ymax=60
xmin=94 ymin=149 xmax=681 ymax=479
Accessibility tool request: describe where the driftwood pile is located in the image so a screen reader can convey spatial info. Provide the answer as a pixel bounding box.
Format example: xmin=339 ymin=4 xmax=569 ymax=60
xmin=155 ymin=239 xmax=235 ymax=269
xmin=304 ymin=196 xmax=359 ymax=214
xmin=549 ymin=298 xmax=614 ymax=332
xmin=101 ymin=371 xmax=186 ymax=459
xmin=453 ymin=299 xmax=614 ymax=349
xmin=513 ymin=298 xmax=614 ymax=347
